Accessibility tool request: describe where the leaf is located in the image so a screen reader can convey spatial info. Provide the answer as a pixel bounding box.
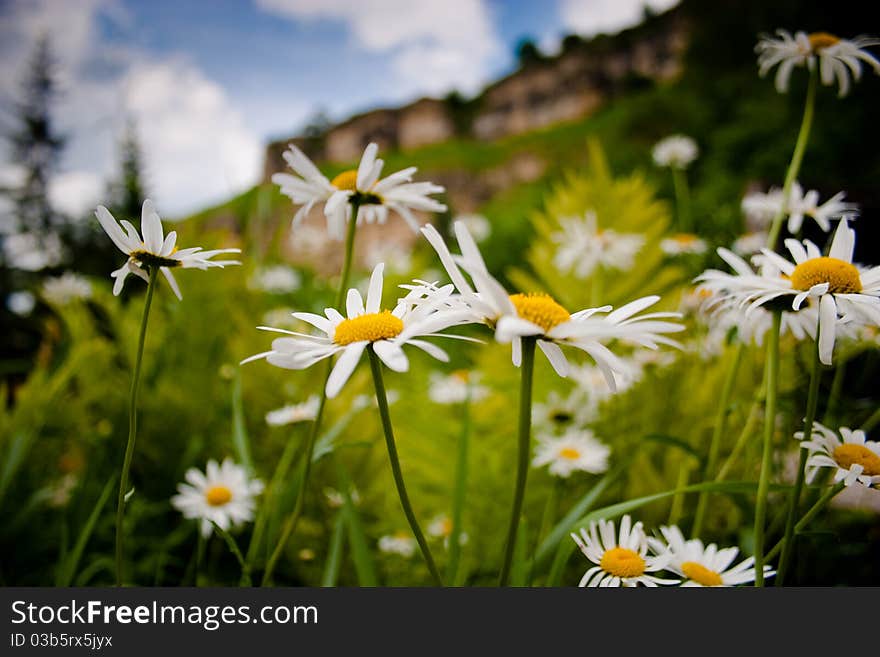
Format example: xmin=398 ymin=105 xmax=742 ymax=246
xmin=231 ymin=371 xmax=254 ymax=473
xmin=321 ymin=512 xmax=346 ymax=587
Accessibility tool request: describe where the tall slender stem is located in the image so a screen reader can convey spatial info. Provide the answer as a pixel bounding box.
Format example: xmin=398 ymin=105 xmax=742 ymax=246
xmin=766 ymin=69 xmax=817 ymax=250
xmin=367 ymin=347 xmax=442 ymax=586
xmin=754 ymin=311 xmax=781 ymax=586
xmin=446 ymin=389 xmax=471 ymax=585
xmin=764 ymin=482 xmax=845 ymax=563
xmin=499 ymin=337 xmax=536 ymax=586
xmin=115 ymin=266 xmax=158 ymax=586
xmin=260 ymin=202 xmax=360 ymax=586
xmin=671 ymin=167 xmax=691 ymax=232
xmin=692 ymin=343 xmax=743 ymax=537
xmin=776 ymin=332 xmax=822 ymax=585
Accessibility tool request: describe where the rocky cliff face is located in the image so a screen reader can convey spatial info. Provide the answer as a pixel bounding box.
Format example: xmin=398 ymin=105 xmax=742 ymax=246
xmin=263 ymin=7 xmax=688 ymax=177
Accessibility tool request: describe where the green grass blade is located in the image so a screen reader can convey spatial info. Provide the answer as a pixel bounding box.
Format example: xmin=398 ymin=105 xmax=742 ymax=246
xmin=231 ymin=372 xmax=254 ymax=473
xmin=510 ymin=516 xmax=530 ymax=587
xmin=56 ymin=476 xmax=116 ymax=586
xmin=321 ymin=512 xmax=346 ymax=587
xmin=338 ymin=465 xmax=378 ymax=586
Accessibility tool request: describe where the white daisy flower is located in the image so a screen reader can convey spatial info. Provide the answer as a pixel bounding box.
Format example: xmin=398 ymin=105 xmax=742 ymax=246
xmin=532 ymin=428 xmax=610 ymax=478
xmin=569 ymin=361 xmax=639 ymax=400
xmin=324 ymin=486 xmax=360 ymax=508
xmin=378 ymin=531 xmax=417 ymax=557
xmin=453 ymin=213 xmax=492 ymax=242
xmin=95 ymin=200 xmax=241 ymax=300
xmin=757 ymin=30 xmax=880 ymax=97
xmin=570 ymin=515 xmax=678 ymax=587
xmin=2 ymin=231 xmax=64 ymax=271
xmin=249 ymin=265 xmax=301 ymax=294
xmin=696 ymin=219 xmax=880 ymax=364
xmin=7 ymin=290 xmax=35 ymax=316
xmin=732 ymin=231 xmax=769 ymax=255
xmin=273 ymin=143 xmax=446 ymax=240
xmin=171 ymin=459 xmax=264 ymax=537
xmin=427 ymin=514 xmax=468 ymax=549
xmin=660 ymin=233 xmax=708 ymax=256
xmin=651 ymin=135 xmax=698 ymax=169
xmin=242 ymin=263 xmax=474 ymax=398
xmin=551 ymin=211 xmax=644 ymax=278
xmin=427 ymin=370 xmax=489 ymax=405
xmin=364 ymin=240 xmax=412 ymax=274
xmin=647 ymin=525 xmax=773 ymax=587
xmin=421 ymin=221 xmax=683 ymax=390
xmin=796 ymin=421 xmax=880 ymax=488
xmin=742 ymin=187 xmax=786 ymax=228
xmin=41 ymin=272 xmax=92 ymax=305
xmin=264 ymin=395 xmax=320 ymax=426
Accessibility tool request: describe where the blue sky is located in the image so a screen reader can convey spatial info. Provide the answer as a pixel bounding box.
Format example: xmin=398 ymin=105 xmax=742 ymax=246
xmin=0 ymin=0 xmax=677 ymax=218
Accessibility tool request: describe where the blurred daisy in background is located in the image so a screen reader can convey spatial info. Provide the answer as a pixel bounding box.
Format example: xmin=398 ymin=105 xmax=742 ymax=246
xmin=171 ymin=459 xmax=264 ymax=537
xmin=532 ymin=428 xmax=610 ymax=478
xmin=242 ymin=263 xmax=475 ymax=398
xmin=427 ymin=370 xmax=489 ymax=405
xmin=427 ymin=514 xmax=468 ymax=549
xmin=364 ymin=240 xmax=412 ymax=274
xmin=756 ymin=30 xmax=880 ymax=96
xmin=660 ymin=233 xmax=708 ymax=256
xmin=532 ymin=389 xmax=595 ymax=433
xmin=96 ymin=200 xmax=241 ymax=300
xmin=41 ymin=272 xmax=92 ymax=305
xmin=422 ymin=221 xmax=682 ymax=387
xmin=741 ymin=182 xmax=855 ymax=234
xmin=551 ymin=211 xmax=644 ymax=278
xmin=652 ymin=134 xmax=698 ymax=169
xmin=647 ymin=525 xmax=772 ymax=586
xmin=249 ymin=265 xmax=302 ymax=294
xmin=7 ymin=290 xmax=36 ymax=316
xmin=571 ymin=515 xmax=677 ymax=587
xmin=453 ymin=213 xmax=492 ymax=242
xmin=732 ymin=231 xmax=769 ymax=255
xmin=265 ymin=395 xmax=319 ymax=426
xmin=378 ymin=531 xmax=416 ymax=557
xmin=797 ymin=421 xmax=880 ymax=488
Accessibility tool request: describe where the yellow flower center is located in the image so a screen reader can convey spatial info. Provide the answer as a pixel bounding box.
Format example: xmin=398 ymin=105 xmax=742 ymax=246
xmin=205 ymin=485 xmax=232 ymax=507
xmin=438 ymin=518 xmax=452 ymax=536
xmin=833 ymin=444 xmax=880 ymax=476
xmin=130 ymin=249 xmax=182 ymax=269
xmin=331 ymin=169 xmax=359 ymax=191
xmin=599 ymin=546 xmax=646 ymax=578
xmin=672 ymin=233 xmax=698 ymax=244
xmin=333 ymin=311 xmax=404 ymax=345
xmin=559 ymin=447 xmax=581 ymax=460
xmin=789 ymin=257 xmax=862 ymax=294
xmin=681 ymin=561 xmax=723 ymax=586
xmin=452 ymin=369 xmax=470 ymax=382
xmin=808 ymin=32 xmax=840 ymax=51
xmin=509 ymin=293 xmax=570 ymax=333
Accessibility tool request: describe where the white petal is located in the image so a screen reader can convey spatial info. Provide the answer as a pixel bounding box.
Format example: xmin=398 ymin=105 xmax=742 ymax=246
xmin=326 ymin=342 xmax=366 ymax=398
xmin=538 ymin=340 xmax=569 ymax=377
xmin=141 ymin=199 xmax=164 ymax=253
xmin=161 ymin=267 xmax=182 ymax=300
xmin=818 ymin=294 xmax=837 ymax=365
xmin=365 ymin=263 xmax=385 ymax=314
xmin=373 ymin=340 xmax=409 ymax=372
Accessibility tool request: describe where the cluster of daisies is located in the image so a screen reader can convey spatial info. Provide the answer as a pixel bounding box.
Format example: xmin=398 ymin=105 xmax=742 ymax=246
xmin=571 ymin=515 xmax=773 ymax=587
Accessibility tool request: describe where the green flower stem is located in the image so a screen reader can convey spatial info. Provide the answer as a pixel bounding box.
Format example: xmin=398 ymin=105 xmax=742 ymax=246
xmin=776 ymin=333 xmax=823 ymax=585
xmin=667 ymin=461 xmax=692 ymax=526
xmin=671 ymin=167 xmax=691 ymax=232
xmin=692 ymin=343 xmax=744 ymax=537
xmin=260 ymin=202 xmax=360 ymax=586
xmin=860 ymin=405 xmax=880 ymax=433
xmin=367 ymin=346 xmax=442 ymax=586
xmin=446 ymin=390 xmax=471 ymax=585
xmin=766 ymin=69 xmax=817 ymax=250
xmin=499 ymin=337 xmax=537 ymax=586
xmin=115 ymin=266 xmax=159 ymax=586
xmin=212 ymin=522 xmax=250 ymax=586
xmin=764 ymin=482 xmax=845 ymax=563
xmin=753 ymin=311 xmax=782 ymax=587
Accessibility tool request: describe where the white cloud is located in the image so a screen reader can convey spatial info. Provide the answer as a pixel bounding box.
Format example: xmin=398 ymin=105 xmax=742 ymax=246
xmin=49 ymin=170 xmax=104 ymax=217
xmin=1 ymin=0 xmax=262 ymax=217
xmin=255 ymin=0 xmax=502 ymax=96
xmin=122 ymin=59 xmax=263 ymax=216
xmin=559 ymin=0 xmax=679 ymax=36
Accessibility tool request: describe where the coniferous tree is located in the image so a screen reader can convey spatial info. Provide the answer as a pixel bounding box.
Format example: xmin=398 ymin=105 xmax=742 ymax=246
xmin=7 ymin=35 xmax=65 ymax=233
